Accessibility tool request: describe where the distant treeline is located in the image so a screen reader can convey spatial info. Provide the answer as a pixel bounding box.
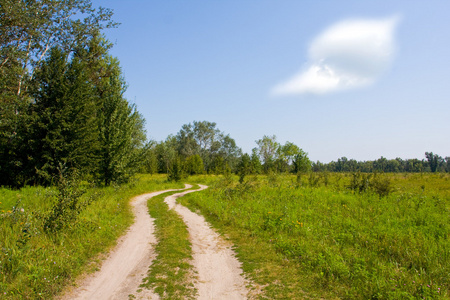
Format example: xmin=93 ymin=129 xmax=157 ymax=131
xmin=141 ymin=130 xmax=449 ymax=179
xmin=312 ymin=153 xmax=450 ymax=173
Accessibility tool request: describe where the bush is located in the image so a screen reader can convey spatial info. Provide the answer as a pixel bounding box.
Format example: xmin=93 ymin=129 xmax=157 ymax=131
xmin=43 ymin=169 xmax=93 ymax=232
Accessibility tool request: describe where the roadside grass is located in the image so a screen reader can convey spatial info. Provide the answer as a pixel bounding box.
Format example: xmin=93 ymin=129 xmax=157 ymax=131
xmin=180 ymin=173 xmax=450 ymax=299
xmin=140 ymin=186 xmax=199 ymax=300
xmin=0 ymin=174 xmax=183 ymax=299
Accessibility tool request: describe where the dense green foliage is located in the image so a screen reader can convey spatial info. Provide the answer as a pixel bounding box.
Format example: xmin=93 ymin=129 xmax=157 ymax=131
xmin=0 ymin=174 xmax=183 ymax=299
xmin=0 ymin=1 xmax=145 ymax=187
xmin=181 ymin=173 xmax=450 ymax=299
xmin=143 ymin=121 xmax=243 ymax=178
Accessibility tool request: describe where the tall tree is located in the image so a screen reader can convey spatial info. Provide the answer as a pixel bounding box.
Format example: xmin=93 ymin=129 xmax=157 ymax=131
xmin=236 ymin=153 xmax=251 ymax=183
xmin=155 ymin=136 xmax=178 ymax=174
xmin=250 ymin=148 xmax=262 ymax=174
xmin=96 ymin=56 xmax=146 ymax=185
xmin=26 ymin=47 xmax=100 ymax=184
xmin=255 ymin=135 xmax=279 ymax=173
xmin=425 ymin=152 xmax=443 ymax=173
xmin=293 ymin=151 xmax=311 ymax=174
xmin=175 ymin=121 xmax=241 ymax=173
xmin=0 ymin=0 xmax=116 ymax=97
xmin=0 ymin=0 xmax=117 ymax=186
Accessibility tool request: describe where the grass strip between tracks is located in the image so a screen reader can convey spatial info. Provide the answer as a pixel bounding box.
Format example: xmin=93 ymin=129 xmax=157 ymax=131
xmin=139 ymin=185 xmax=200 ymax=300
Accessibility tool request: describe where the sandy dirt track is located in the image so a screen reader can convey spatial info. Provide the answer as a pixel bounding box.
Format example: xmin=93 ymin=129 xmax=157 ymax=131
xmin=62 ymin=187 xmax=187 ymax=300
xmin=165 ymin=185 xmax=248 ymax=300
xmin=62 ymin=184 xmax=249 ymax=300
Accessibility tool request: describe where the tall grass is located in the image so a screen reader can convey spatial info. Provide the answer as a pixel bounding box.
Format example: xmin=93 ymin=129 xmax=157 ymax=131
xmin=181 ymin=173 xmax=450 ymax=299
xmin=0 ymin=174 xmax=183 ymax=299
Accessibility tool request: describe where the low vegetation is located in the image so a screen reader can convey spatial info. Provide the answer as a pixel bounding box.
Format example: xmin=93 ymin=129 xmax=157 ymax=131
xmin=0 ymin=174 xmax=183 ymax=299
xmin=181 ymin=173 xmax=450 ymax=299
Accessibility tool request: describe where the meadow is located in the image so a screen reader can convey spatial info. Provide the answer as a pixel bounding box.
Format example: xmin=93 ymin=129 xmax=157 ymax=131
xmin=0 ymin=174 xmax=183 ymax=299
xmin=181 ymin=173 xmax=450 ymax=299
xmin=1 ymin=172 xmax=449 ymax=299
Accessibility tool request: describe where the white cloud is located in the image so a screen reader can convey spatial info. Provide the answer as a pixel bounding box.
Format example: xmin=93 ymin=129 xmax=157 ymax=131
xmin=272 ymin=16 xmax=400 ymax=96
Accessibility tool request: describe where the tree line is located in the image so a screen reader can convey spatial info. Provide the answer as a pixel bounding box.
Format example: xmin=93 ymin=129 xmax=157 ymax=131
xmin=311 ymin=152 xmax=450 ymax=173
xmin=141 ymin=128 xmax=450 ymax=181
xmin=140 ymin=132 xmax=313 ymax=181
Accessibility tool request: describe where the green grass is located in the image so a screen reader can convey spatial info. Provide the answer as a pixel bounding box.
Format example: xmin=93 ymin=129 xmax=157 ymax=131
xmin=0 ymin=174 xmax=184 ymax=299
xmin=2 ymin=172 xmax=448 ymax=299
xmin=139 ymin=186 xmax=200 ymax=299
xmin=179 ymin=173 xmax=450 ymax=299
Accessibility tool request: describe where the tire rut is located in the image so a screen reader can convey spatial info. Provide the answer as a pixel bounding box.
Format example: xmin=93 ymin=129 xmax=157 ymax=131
xmin=165 ymin=185 xmax=249 ymax=300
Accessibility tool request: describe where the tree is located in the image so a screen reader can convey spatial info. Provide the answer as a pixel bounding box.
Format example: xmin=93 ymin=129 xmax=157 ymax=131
xmin=255 ymin=135 xmax=279 ymax=173
xmin=236 ymin=153 xmax=251 ymax=183
xmin=96 ymin=57 xmax=146 ymax=185
xmin=167 ymin=155 xmax=184 ymax=182
xmin=0 ymin=0 xmax=118 ymax=186
xmin=277 ymin=141 xmax=305 ymax=173
xmin=0 ymin=0 xmax=116 ymax=97
xmin=175 ymin=121 xmax=241 ymax=173
xmin=176 ymin=123 xmax=199 ymax=158
xmin=185 ymin=154 xmax=204 ymax=175
xmin=140 ymin=141 xmax=158 ymax=174
xmin=217 ymin=134 xmax=242 ymax=171
xmin=250 ymin=148 xmax=262 ymax=174
xmin=26 ymin=47 xmax=100 ymax=185
xmin=293 ymin=151 xmax=311 ymax=174
xmin=155 ymin=136 xmax=178 ymax=173
xmin=293 ymin=150 xmax=311 ymax=187
xmin=425 ymin=152 xmax=443 ymax=173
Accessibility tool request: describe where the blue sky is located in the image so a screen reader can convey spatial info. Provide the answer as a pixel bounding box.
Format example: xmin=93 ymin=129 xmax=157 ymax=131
xmin=92 ymin=0 xmax=450 ymax=162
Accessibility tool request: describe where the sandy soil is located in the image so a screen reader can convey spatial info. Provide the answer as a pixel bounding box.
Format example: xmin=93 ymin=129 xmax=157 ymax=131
xmin=62 ymin=184 xmax=249 ymax=300
xmin=61 ymin=187 xmax=187 ymax=300
xmin=165 ymin=185 xmax=249 ymax=300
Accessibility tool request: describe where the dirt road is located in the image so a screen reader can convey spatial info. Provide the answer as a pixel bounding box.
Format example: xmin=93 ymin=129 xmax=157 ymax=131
xmin=62 ymin=185 xmax=249 ymax=299
xmin=165 ymin=185 xmax=248 ymax=300
xmin=62 ymin=187 xmax=186 ymax=300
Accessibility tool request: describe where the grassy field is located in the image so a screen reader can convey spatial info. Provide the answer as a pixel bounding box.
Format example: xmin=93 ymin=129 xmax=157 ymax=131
xmin=1 ymin=172 xmax=449 ymax=299
xmin=180 ymin=173 xmax=450 ymax=299
xmin=0 ymin=174 xmax=184 ymax=299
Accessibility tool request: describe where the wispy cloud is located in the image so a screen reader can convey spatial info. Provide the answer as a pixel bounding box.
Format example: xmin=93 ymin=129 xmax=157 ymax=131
xmin=272 ymin=16 xmax=400 ymax=96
